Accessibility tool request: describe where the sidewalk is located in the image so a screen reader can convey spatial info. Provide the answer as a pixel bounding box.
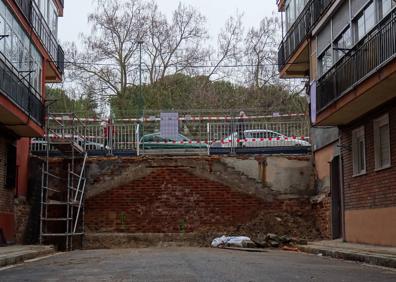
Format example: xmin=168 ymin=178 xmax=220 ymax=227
xmin=299 ymin=240 xmax=396 ymax=269
xmin=0 ymin=245 xmax=55 ymax=268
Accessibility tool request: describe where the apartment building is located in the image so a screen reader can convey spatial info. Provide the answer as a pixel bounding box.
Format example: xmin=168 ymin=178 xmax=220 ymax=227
xmin=0 ymin=0 xmax=64 ymax=244
xmin=278 ymin=0 xmax=396 ymax=246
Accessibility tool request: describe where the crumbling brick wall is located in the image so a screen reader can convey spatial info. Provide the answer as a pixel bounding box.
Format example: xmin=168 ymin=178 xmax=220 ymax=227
xmin=84 ymin=157 xmax=318 ymax=238
xmin=312 ymin=195 xmax=332 ymax=239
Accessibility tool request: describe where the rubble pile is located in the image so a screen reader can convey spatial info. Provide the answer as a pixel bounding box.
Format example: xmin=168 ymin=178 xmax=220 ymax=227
xmin=211 ymin=212 xmax=321 ymax=249
xmin=235 ymin=211 xmax=321 ymax=243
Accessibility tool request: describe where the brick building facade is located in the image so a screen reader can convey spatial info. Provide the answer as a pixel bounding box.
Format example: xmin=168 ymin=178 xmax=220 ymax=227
xmin=277 ymin=0 xmax=396 ymax=245
xmin=340 ymin=99 xmax=396 ymax=245
xmin=0 ymin=0 xmax=64 ymax=244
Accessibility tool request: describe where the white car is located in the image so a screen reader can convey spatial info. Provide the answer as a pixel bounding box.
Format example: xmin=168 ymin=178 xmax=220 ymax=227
xmin=213 ymin=130 xmax=310 ymax=148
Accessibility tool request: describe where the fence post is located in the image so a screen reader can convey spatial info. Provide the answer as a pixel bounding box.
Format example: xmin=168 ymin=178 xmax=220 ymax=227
xmin=207 ymin=122 xmax=210 ymax=156
xmin=136 ymin=123 xmax=140 ymax=156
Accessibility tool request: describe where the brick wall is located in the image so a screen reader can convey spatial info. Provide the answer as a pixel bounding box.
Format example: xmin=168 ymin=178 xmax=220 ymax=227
xmin=341 ymin=101 xmax=396 ymax=211
xmin=0 ymin=137 xmax=16 ymax=243
xmin=0 ymin=137 xmax=13 ymax=213
xmin=86 ymin=167 xmax=315 ymax=236
xmin=312 ymin=195 xmax=332 ymax=239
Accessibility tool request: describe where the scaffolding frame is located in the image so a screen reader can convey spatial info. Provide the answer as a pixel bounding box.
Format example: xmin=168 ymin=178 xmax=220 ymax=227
xmin=39 ymin=112 xmax=88 ymax=251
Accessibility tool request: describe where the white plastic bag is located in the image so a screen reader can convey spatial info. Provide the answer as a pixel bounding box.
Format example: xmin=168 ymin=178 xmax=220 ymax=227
xmin=211 ymin=236 xmax=251 ymax=248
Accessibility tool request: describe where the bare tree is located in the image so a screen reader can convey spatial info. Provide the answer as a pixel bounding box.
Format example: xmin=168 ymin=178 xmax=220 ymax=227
xmin=244 ymin=16 xmax=280 ymax=88
xmin=206 ymin=13 xmax=244 ymax=81
xmin=67 ymin=0 xmax=146 ymax=114
xmin=144 ymin=2 xmax=208 ymax=83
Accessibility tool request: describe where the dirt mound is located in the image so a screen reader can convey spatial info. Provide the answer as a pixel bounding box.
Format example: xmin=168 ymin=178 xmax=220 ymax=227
xmin=235 ymin=211 xmax=321 ymax=242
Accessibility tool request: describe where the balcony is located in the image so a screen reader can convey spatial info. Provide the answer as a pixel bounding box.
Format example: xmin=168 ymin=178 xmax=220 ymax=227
xmin=316 ymin=9 xmax=396 ymax=125
xmin=0 ymin=53 xmax=45 ymax=132
xmin=278 ymin=0 xmax=334 ymax=77
xmin=14 ymin=0 xmax=64 ymax=77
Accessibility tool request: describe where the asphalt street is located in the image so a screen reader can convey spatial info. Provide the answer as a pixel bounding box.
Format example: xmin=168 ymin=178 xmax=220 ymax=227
xmin=0 ymin=247 xmax=395 ymax=282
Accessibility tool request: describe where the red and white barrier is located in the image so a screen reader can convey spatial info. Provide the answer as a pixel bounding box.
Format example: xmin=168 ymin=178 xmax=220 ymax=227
xmin=48 ymin=113 xmax=307 ymax=123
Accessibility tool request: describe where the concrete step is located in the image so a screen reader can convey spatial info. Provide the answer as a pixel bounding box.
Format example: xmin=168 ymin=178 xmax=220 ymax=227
xmin=0 ymin=245 xmax=55 ymax=268
xmin=299 ymin=241 xmax=396 ymax=269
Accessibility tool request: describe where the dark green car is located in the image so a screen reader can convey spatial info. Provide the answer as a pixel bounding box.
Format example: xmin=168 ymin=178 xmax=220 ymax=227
xmin=139 ymin=133 xmax=208 ymax=150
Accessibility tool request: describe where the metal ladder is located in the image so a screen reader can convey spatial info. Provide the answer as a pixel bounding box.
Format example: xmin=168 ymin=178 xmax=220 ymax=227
xmin=39 ymin=152 xmax=88 ymax=251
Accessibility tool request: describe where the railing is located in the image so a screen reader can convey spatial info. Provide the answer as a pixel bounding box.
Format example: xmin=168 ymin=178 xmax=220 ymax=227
xmin=317 ymin=9 xmax=396 ymax=113
xmin=31 ymin=114 xmax=311 ymax=155
xmin=0 ymin=54 xmax=44 ymax=125
xmin=14 ymin=0 xmax=64 ymax=74
xmin=278 ymin=0 xmax=335 ymax=72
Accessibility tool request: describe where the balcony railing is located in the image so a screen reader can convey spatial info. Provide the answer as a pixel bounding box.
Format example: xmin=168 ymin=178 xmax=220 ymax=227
xmin=0 ymin=55 xmax=44 ymax=126
xmin=317 ymin=9 xmax=396 ymax=113
xmin=278 ymin=0 xmax=335 ymax=72
xmin=14 ymin=0 xmax=64 ymax=75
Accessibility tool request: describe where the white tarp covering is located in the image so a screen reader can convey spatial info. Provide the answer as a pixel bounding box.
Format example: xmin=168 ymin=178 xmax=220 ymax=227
xmin=211 ymin=236 xmax=252 ymax=248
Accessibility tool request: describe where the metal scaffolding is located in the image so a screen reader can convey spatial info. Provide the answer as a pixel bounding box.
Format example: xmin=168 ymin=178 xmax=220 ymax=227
xmin=39 ymin=112 xmax=88 ymax=251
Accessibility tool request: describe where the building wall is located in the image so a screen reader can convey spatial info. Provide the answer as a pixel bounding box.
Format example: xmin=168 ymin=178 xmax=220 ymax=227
xmin=86 ymin=167 xmax=313 ymax=234
xmin=78 ymin=156 xmax=318 ymax=240
xmin=0 ymin=137 xmax=15 ymax=243
xmin=341 ymin=100 xmax=396 ymax=246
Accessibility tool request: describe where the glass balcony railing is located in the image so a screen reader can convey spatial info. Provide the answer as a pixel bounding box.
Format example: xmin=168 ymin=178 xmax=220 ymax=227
xmin=0 ymin=52 xmax=44 ymax=125
xmin=278 ymin=0 xmax=334 ymax=72
xmin=316 ymin=9 xmax=396 ymax=113
xmin=14 ymin=0 xmax=64 ymax=75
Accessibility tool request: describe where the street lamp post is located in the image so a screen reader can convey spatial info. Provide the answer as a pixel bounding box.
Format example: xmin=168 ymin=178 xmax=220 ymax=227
xmin=137 ymin=40 xmax=144 ymax=117
xmin=137 ymin=40 xmax=144 ymax=154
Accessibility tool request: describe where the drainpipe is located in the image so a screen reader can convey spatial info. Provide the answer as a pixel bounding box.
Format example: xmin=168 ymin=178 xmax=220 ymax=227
xmin=338 ymin=134 xmax=346 ymax=242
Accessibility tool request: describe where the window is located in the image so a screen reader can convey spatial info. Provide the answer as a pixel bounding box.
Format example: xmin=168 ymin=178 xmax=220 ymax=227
xmin=355 ymin=2 xmax=376 ymax=42
xmin=381 ymin=0 xmax=396 ymax=17
xmin=319 ymin=47 xmax=333 ymax=75
xmin=334 ymin=27 xmax=352 ymax=61
xmin=352 ymin=126 xmax=366 ymax=176
xmin=0 ymin=2 xmax=43 ymax=95
xmin=48 ymin=1 xmax=58 ymax=37
xmin=374 ymin=114 xmax=391 ymax=169
xmin=285 ymin=0 xmax=307 ymax=29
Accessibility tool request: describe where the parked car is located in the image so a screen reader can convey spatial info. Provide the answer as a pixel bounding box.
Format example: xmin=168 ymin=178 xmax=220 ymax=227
xmin=139 ymin=133 xmax=208 ymax=150
xmin=212 ymin=130 xmax=310 ymax=148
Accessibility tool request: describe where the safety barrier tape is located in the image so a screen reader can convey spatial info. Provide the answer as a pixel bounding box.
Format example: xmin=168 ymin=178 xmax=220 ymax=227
xmin=32 ymin=136 xmax=309 ymax=145
xmin=48 ymin=113 xmax=307 ymax=123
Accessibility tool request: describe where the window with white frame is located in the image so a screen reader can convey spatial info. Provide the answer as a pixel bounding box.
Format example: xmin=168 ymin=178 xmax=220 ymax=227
xmin=374 ymin=114 xmax=391 ymax=169
xmin=352 ymin=126 xmax=366 ymax=176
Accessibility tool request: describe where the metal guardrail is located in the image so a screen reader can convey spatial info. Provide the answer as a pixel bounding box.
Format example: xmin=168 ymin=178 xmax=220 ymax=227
xmin=14 ymin=0 xmax=64 ymax=74
xmin=317 ymin=9 xmax=396 ymax=113
xmin=278 ymin=0 xmax=334 ymax=72
xmin=31 ymin=116 xmax=311 ymax=156
xmin=0 ymin=53 xmax=44 ymax=125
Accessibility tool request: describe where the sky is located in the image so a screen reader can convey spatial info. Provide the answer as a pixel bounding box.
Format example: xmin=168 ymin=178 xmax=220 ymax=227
xmin=58 ymin=0 xmax=278 ymax=45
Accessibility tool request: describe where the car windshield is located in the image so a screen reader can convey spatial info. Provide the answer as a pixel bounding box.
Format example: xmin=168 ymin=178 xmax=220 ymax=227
xmin=246 ymin=131 xmax=283 ymax=139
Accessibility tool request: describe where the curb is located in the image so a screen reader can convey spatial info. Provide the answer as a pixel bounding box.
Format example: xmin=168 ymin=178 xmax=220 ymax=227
xmin=0 ymin=247 xmax=55 ymax=268
xmin=298 ymin=245 xmax=396 ymax=269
